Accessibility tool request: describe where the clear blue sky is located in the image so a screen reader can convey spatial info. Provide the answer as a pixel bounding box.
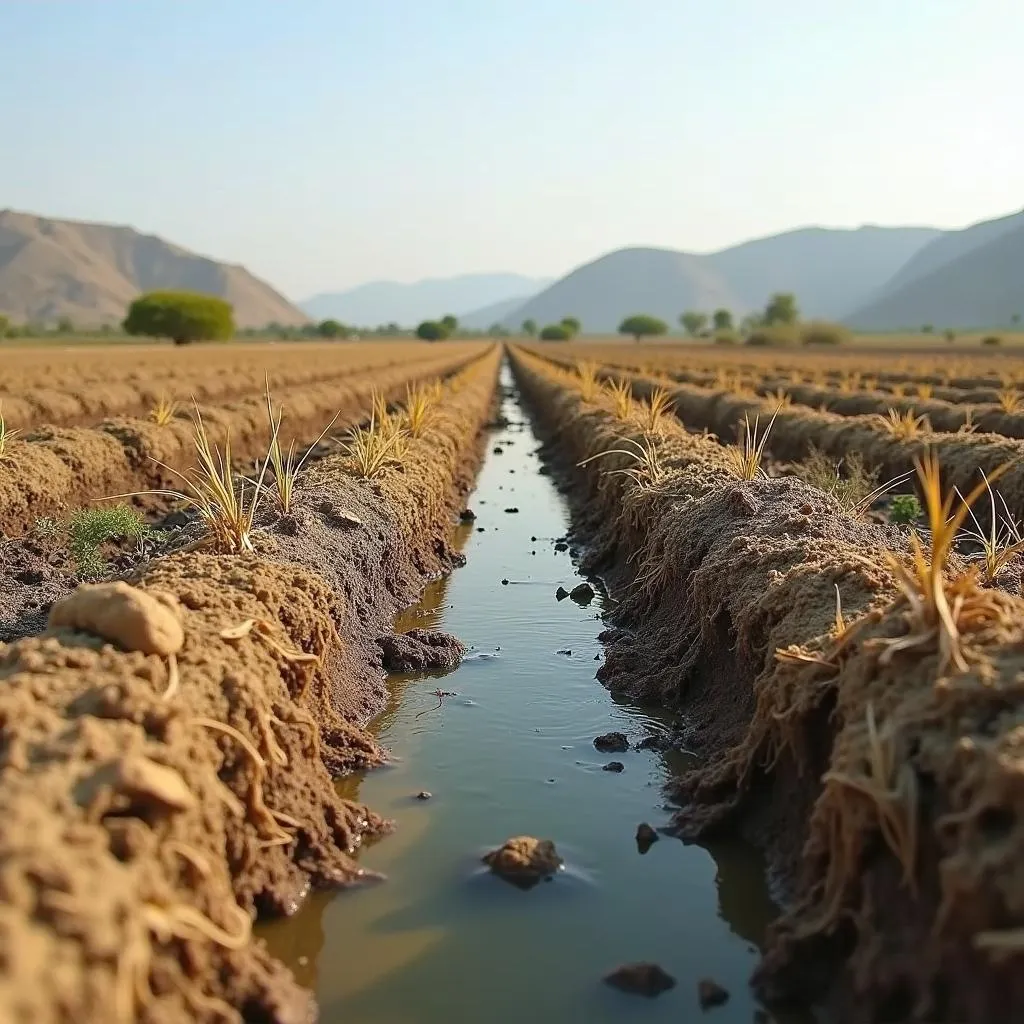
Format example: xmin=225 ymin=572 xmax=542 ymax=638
xmin=1 ymin=0 xmax=1021 ymax=298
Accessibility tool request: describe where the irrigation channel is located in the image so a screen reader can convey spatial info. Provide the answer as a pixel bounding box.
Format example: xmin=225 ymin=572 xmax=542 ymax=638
xmin=260 ymin=364 xmax=809 ymax=1023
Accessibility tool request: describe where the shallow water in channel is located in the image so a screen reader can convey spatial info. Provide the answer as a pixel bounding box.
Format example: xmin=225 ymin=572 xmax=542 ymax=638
xmin=260 ymin=365 xmax=810 ymax=1024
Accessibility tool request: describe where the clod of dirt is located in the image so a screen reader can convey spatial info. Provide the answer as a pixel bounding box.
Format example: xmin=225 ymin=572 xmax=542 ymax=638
xmin=415 ymin=791 xmax=432 ymax=801
xmin=501 ymin=578 xmax=510 ymax=586
xmin=554 ymin=541 xmax=568 ymax=551
xmin=538 ymin=465 xmax=551 ymax=476
xmin=504 ymin=507 xmax=520 ymax=514
xmin=493 ymin=446 xmax=504 ymax=454
xmin=459 ymin=508 xmax=477 ymax=522
xmin=604 ymin=963 xmax=676 ymax=997
xmin=482 ymin=836 xmax=563 ymax=889
xmin=636 ymin=823 xmax=659 ymax=854
xmin=594 ymin=731 xmax=629 ymax=752
xmin=112 ymin=754 xmax=197 ymax=813
xmin=379 ymin=628 xmax=465 ymax=673
xmin=603 ymin=761 xmax=625 ymax=772
xmin=318 ymin=500 xmax=363 ymax=526
xmin=48 ymin=581 xmax=183 ymax=655
xmin=570 ymin=583 xmax=595 ymax=605
xmin=555 ymin=586 xmax=570 ymax=601
xmin=697 ymin=978 xmax=730 ymax=1009
xmin=636 ymin=735 xmax=670 ymax=752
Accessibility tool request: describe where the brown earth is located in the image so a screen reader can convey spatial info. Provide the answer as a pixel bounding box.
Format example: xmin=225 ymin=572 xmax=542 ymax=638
xmin=0 ymin=348 xmax=483 ymax=537
xmin=510 ymin=344 xmax=1024 ymax=1023
xmin=0 ymin=346 xmax=500 ymax=1022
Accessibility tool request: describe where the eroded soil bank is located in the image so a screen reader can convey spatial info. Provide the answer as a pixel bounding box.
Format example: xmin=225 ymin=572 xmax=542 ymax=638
xmin=0 ymin=348 xmax=500 ymax=1022
xmin=509 ymin=346 xmax=1024 ymax=1024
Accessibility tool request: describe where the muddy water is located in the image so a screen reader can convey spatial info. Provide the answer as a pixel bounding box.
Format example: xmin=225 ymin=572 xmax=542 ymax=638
xmin=261 ymin=367 xmax=808 ymax=1023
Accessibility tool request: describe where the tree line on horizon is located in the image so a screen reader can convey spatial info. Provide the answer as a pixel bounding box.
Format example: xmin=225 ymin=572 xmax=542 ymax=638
xmin=2 ymin=289 xmax=1020 ymax=345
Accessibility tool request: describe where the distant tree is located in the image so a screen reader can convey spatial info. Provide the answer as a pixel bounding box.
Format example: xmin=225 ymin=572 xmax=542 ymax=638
xmin=522 ymin=318 xmax=538 ymax=337
xmin=316 ymin=318 xmax=348 ymax=338
xmin=488 ymin=322 xmax=510 ymax=337
xmin=921 ymin=323 xmax=934 ymax=334
xmin=982 ymin=335 xmax=1003 ymax=346
xmin=1012 ymin=313 xmax=1021 ymax=327
xmin=620 ymin=314 xmax=669 ymax=342
xmin=560 ymin=316 xmax=581 ymax=338
xmin=440 ymin=314 xmax=458 ymax=334
xmin=763 ymin=292 xmax=799 ymax=326
xmin=0 ymin=314 xmax=8 ymax=337
xmin=712 ymin=308 xmax=733 ymax=331
xmin=944 ymin=328 xmax=956 ymax=343
xmin=539 ymin=323 xmax=571 ymax=341
xmin=739 ymin=313 xmax=762 ymax=333
xmin=56 ymin=316 xmax=75 ymax=335
xmin=416 ymin=320 xmax=448 ymax=341
xmin=123 ymin=291 xmax=234 ymax=345
xmin=679 ymin=311 xmax=708 ymax=337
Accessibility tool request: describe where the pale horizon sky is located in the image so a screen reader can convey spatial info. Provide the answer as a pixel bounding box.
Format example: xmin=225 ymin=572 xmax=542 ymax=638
xmin=1 ymin=0 xmax=1021 ymax=299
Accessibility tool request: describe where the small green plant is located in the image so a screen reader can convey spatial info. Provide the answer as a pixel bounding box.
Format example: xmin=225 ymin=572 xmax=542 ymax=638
xmin=68 ymin=504 xmax=148 ymax=578
xmin=264 ymin=387 xmax=339 ymax=515
xmin=890 ymin=494 xmax=923 ymax=525
xmin=32 ymin=516 xmax=62 ymax=539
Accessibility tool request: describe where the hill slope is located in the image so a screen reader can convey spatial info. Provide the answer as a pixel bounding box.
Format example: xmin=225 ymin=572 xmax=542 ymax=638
xmin=0 ymin=209 xmax=307 ymax=329
xmin=459 ymin=294 xmax=536 ymax=330
xmin=845 ymin=222 xmax=1024 ymax=331
xmin=707 ymin=225 xmax=941 ymax=318
xmin=500 ymin=228 xmax=939 ymax=333
xmin=301 ymin=273 xmax=551 ymax=326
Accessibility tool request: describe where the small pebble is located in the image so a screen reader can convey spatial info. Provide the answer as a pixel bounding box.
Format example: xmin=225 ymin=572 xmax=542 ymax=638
xmin=415 ymin=791 xmax=432 ymax=801
xmin=602 ymin=761 xmax=625 ymax=773
xmin=697 ymin=978 xmax=730 ymax=1009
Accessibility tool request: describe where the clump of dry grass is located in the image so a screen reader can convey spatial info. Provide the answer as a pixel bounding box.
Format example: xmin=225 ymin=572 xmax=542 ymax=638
xmin=956 ymin=471 xmax=1024 ymax=584
xmin=915 ymin=383 xmax=933 ymax=400
xmin=726 ymin=407 xmax=780 ymax=481
xmin=263 ymin=389 xmax=339 ymax=514
xmin=402 ymin=380 xmax=441 ymax=438
xmin=340 ymin=401 xmax=408 ymax=478
xmin=603 ymin=378 xmax=634 ymax=420
xmin=997 ymin=388 xmax=1022 ymax=414
xmin=149 ymin=394 xmax=178 ymax=426
xmin=876 ymin=408 xmax=930 ymax=439
xmin=111 ymin=402 xmax=274 ymax=554
xmin=634 ymin=387 xmax=674 ymax=434
xmin=576 ymin=361 xmax=601 ymax=401
xmin=765 ymin=387 xmax=792 ymax=408
xmin=876 ymin=451 xmax=1010 ymax=674
xmin=0 ymin=402 xmax=21 ymax=465
xmin=578 ymin=436 xmax=667 ymax=489
xmin=796 ymin=446 xmax=906 ymax=516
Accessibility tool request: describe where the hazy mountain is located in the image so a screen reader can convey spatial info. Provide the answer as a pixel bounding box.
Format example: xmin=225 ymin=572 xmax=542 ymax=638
xmin=503 ymin=248 xmax=742 ymax=334
xmin=459 ymin=294 xmax=535 ymax=330
xmin=0 ymin=209 xmax=307 ymax=328
xmin=301 ymin=273 xmax=551 ymax=326
xmin=500 ymin=228 xmax=939 ymax=333
xmin=845 ymin=221 xmax=1024 ymax=331
xmin=707 ymin=225 xmax=941 ymax=318
xmin=862 ymin=208 xmax=1024 ymax=301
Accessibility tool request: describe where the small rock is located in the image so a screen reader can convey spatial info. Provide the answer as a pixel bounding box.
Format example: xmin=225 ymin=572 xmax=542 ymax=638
xmin=604 ymin=963 xmax=676 ymax=998
xmin=476 ymin=527 xmax=485 ymax=532
xmin=697 ymin=978 xmax=730 ymax=1010
xmin=594 ymin=732 xmax=629 ymax=753
xmin=493 ymin=446 xmax=504 ymax=454
xmin=554 ymin=541 xmax=569 ymax=552
xmin=415 ymin=791 xmax=432 ymax=800
xmin=635 ymin=823 xmax=659 ymax=854
xmin=798 ymin=502 xmax=813 ymax=515
xmin=539 ymin=465 xmax=551 ymax=476
xmin=570 ymin=583 xmax=595 ymax=605
xmin=555 ymin=586 xmax=570 ymax=601
xmin=602 ymin=761 xmax=625 ymax=772
xmin=530 ymin=535 xmax=538 ymax=541
xmin=459 ymin=508 xmax=477 ymax=522
xmin=501 ymin=579 xmax=510 ymax=586
xmin=636 ymin=735 xmax=669 ymax=752
xmin=482 ymin=836 xmax=563 ymax=889
xmin=556 ymin=649 xmax=572 ymax=656
xmin=504 ymin=507 xmax=520 ymax=514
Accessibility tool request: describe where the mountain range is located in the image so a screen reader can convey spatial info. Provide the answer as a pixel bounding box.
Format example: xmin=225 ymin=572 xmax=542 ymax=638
xmin=0 ymin=210 xmax=307 ymax=329
xmin=301 ymin=273 xmax=552 ymax=327
xmin=2 ymin=205 xmax=1021 ymax=334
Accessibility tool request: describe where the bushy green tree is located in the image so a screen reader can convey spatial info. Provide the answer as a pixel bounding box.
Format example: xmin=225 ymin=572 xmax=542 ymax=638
xmin=522 ymin=318 xmax=537 ymax=337
xmin=921 ymin=323 xmax=934 ymax=334
xmin=679 ymin=311 xmax=707 ymax=337
xmin=763 ymin=292 xmax=799 ymax=326
xmin=316 ymin=318 xmax=349 ymax=338
xmin=620 ymin=314 xmax=669 ymax=342
xmin=560 ymin=316 xmax=581 ymax=338
xmin=1012 ymin=313 xmax=1021 ymax=327
xmin=539 ymin=323 xmax=571 ymax=341
xmin=712 ymin=308 xmax=733 ymax=331
xmin=416 ymin=320 xmax=448 ymax=341
xmin=440 ymin=314 xmax=458 ymax=334
xmin=56 ymin=316 xmax=75 ymax=335
xmin=488 ymin=322 xmax=510 ymax=337
xmin=123 ymin=291 xmax=234 ymax=345
xmin=0 ymin=314 xmax=8 ymax=338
